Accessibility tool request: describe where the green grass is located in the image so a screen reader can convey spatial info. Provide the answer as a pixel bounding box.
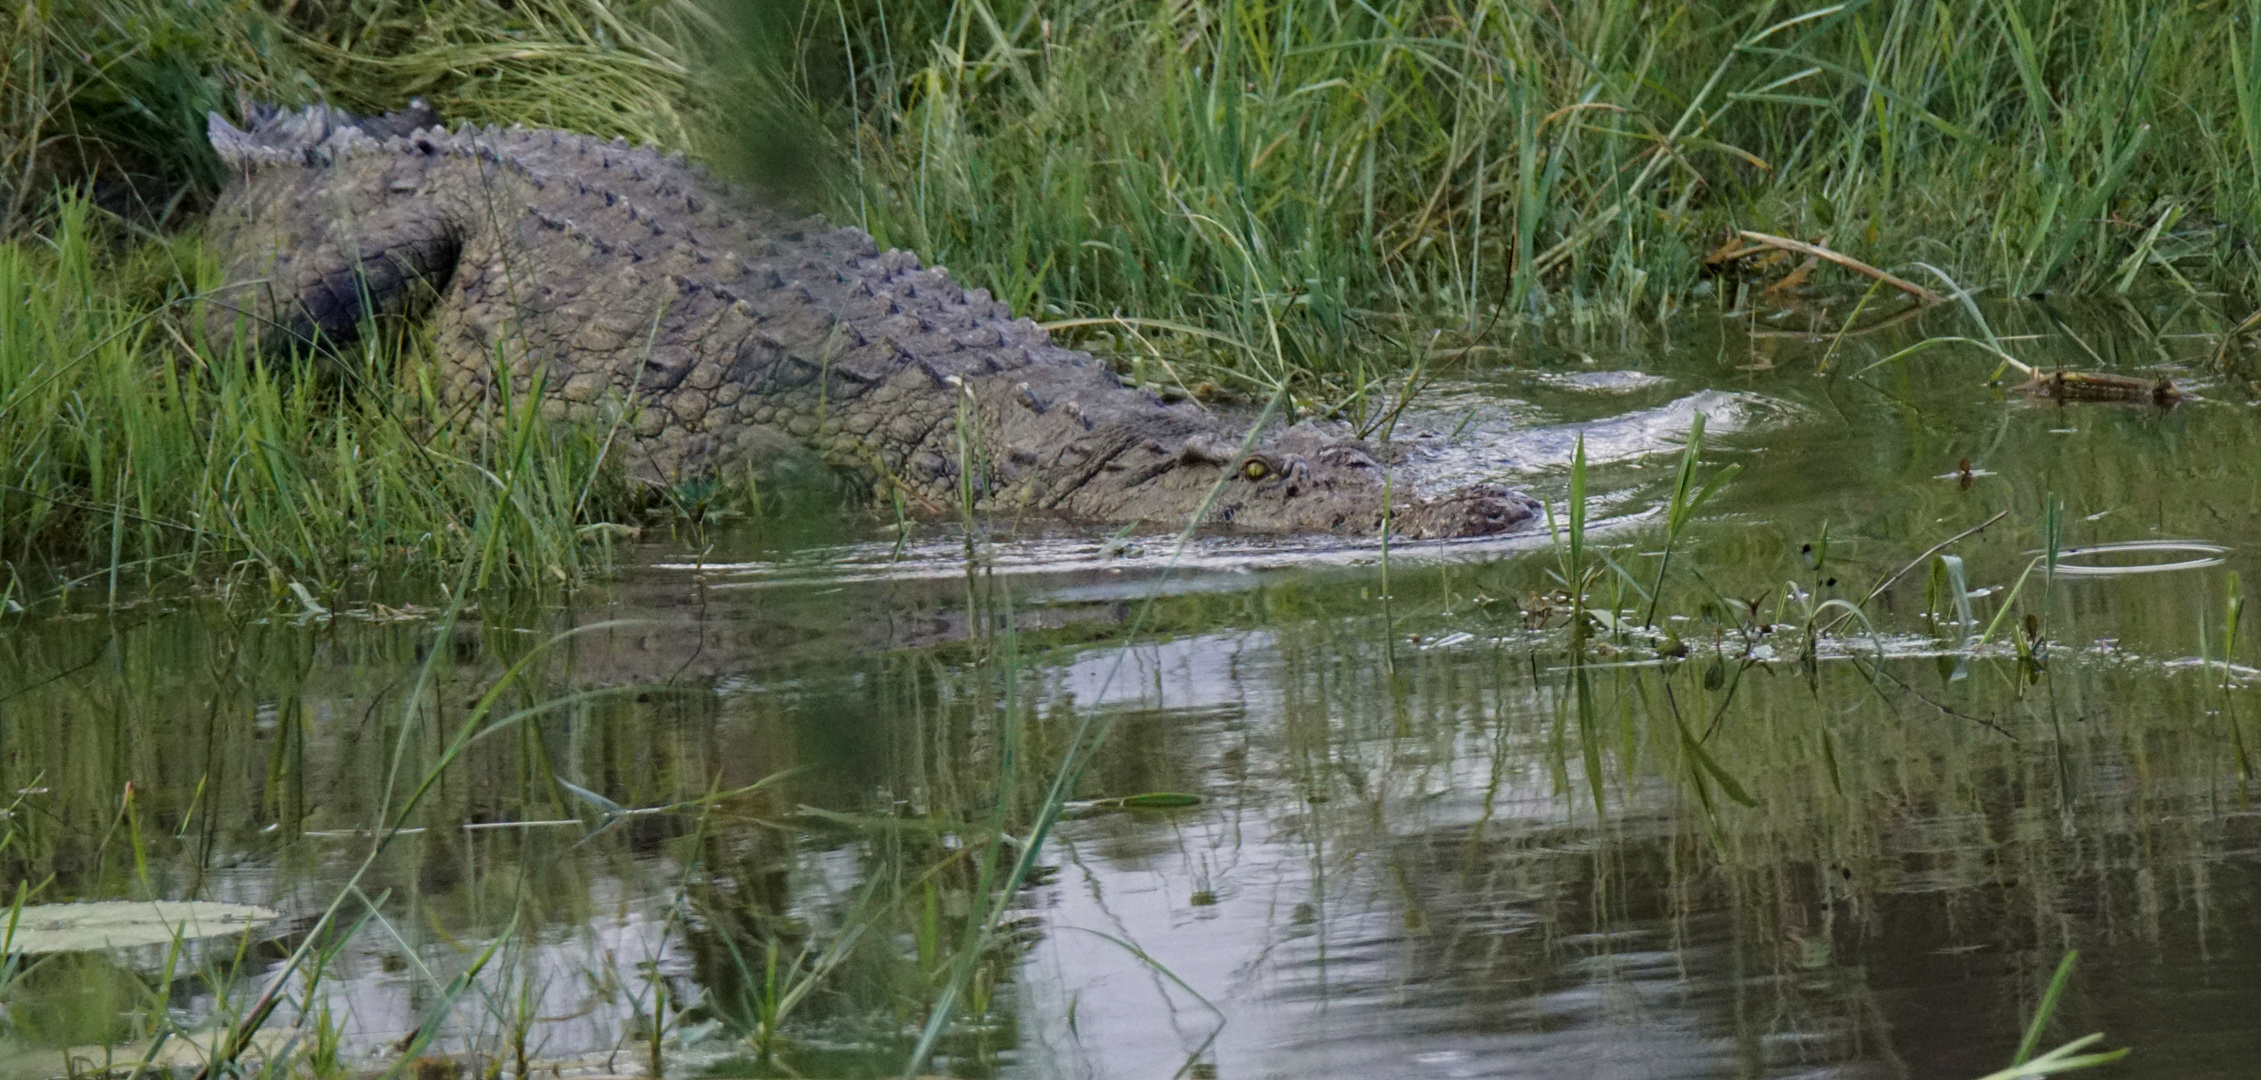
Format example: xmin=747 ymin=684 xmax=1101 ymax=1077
xmin=826 ymin=0 xmax=2261 ymax=393
xmin=1 ymin=0 xmax=739 ymax=229
xmin=0 ymin=198 xmax=640 ymax=597
xmin=1 ymin=0 xmax=772 ymax=590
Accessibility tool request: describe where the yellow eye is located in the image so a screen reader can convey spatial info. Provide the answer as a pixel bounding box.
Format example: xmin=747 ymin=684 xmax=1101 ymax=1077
xmin=1243 ymin=459 xmax=1269 ymax=480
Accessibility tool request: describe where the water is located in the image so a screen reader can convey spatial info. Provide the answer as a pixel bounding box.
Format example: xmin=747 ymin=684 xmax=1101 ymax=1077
xmin=3 ymin=296 xmax=2258 ymax=1078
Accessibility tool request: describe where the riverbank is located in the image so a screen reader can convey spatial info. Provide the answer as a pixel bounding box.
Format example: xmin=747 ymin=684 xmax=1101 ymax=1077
xmin=5 ymin=0 xmax=2257 ymax=583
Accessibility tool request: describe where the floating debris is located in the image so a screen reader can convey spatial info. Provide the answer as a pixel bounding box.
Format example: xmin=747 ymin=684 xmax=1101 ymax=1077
xmin=1708 ymin=229 xmax=1946 ymax=304
xmin=3 ymin=901 xmax=281 ymax=954
xmin=1063 ymin=792 xmax=1203 ymax=818
xmin=2016 ymin=369 xmax=2184 ymax=406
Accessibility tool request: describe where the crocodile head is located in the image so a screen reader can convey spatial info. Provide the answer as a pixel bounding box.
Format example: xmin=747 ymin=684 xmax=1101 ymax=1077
xmin=1073 ymin=423 xmax=1543 ymax=539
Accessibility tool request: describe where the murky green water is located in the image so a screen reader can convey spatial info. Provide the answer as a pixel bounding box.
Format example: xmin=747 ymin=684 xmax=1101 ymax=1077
xmin=5 ymin=296 xmax=2260 ymax=1078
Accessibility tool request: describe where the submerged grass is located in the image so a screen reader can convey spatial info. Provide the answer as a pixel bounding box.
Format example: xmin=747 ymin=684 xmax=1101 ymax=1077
xmin=8 ymin=291 xmax=2215 ymax=1076
xmin=0 ymin=469 xmax=2159 ymax=1077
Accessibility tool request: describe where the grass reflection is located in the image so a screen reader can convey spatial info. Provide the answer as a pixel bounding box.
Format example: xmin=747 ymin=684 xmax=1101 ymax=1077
xmin=8 ymin=301 xmax=2255 ymax=1075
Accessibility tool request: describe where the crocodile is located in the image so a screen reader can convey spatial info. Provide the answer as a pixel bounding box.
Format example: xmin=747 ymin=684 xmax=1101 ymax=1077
xmin=201 ymin=101 xmax=1543 ymax=538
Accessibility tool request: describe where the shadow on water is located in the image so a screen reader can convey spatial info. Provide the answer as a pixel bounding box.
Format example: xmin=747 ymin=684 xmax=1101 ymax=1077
xmin=6 ymin=295 xmax=2261 ymax=1077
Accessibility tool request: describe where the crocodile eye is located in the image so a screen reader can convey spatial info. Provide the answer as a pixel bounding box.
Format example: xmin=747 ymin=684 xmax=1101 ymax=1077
xmin=1243 ymin=459 xmax=1269 ymax=480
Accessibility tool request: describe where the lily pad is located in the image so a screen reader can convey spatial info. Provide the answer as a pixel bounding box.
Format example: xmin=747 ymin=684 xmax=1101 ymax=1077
xmin=3 ymin=901 xmax=282 ymax=954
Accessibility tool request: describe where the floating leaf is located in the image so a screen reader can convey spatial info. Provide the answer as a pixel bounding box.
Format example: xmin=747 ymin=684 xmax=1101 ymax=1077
xmin=4 ymin=901 xmax=282 ymax=954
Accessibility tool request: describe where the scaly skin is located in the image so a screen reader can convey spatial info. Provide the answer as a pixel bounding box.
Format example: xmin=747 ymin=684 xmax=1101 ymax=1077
xmin=202 ymin=102 xmax=1542 ymax=538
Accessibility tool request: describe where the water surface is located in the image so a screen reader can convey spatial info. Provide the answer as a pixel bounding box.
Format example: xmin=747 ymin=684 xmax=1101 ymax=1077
xmin=3 ymin=296 xmax=2257 ymax=1078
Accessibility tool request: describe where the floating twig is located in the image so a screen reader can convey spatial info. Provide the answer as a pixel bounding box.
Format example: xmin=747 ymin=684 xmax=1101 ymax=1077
xmin=2016 ymin=369 xmax=2183 ymax=406
xmin=1757 ymin=255 xmax=1820 ymax=299
xmin=1735 ymin=230 xmax=1946 ymax=305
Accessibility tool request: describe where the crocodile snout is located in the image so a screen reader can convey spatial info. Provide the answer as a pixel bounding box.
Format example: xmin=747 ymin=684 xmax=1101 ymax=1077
xmin=1397 ymin=484 xmax=1545 ymax=539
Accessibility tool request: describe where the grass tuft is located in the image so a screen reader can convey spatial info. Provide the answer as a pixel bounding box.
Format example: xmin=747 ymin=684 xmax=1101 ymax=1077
xmin=0 ymin=198 xmax=639 ymax=595
xmin=812 ymin=0 xmax=2261 ymax=391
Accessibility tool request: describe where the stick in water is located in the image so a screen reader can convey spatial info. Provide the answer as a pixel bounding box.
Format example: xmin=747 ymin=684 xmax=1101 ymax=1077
xmin=1735 ymin=230 xmax=1946 ymax=305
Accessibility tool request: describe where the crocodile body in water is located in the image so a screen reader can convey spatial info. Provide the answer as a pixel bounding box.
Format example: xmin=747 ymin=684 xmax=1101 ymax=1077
xmin=202 ymin=102 xmax=1542 ymax=538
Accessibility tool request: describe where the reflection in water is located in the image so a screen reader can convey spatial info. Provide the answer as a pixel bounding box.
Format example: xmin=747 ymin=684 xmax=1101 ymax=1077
xmin=5 ymin=297 xmax=2261 ymax=1077
xmin=1407 ymin=387 xmax=1807 ymax=486
xmin=986 ymin=618 xmax=2258 ymax=1080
